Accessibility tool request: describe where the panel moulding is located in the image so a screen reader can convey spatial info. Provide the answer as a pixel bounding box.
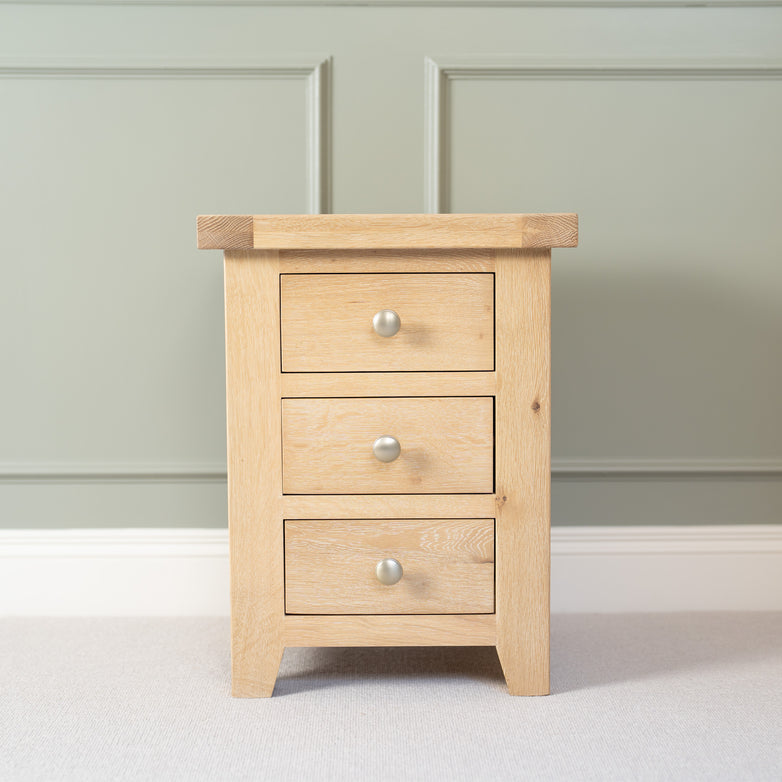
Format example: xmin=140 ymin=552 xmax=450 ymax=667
xmin=0 ymin=459 xmax=780 ymax=483
xmin=423 ymin=56 xmax=782 ymax=213
xmin=0 ymin=56 xmax=332 ymax=214
xmin=3 ymin=1 xmax=780 ymax=9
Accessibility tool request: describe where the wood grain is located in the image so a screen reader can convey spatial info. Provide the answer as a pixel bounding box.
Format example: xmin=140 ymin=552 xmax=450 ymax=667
xmin=494 ymin=247 xmax=551 ymax=696
xmin=197 ymin=215 xmax=252 ymax=249
xmin=282 ymin=493 xmax=497 ymax=520
xmin=282 ymin=396 xmax=494 ymax=494
xmin=520 ymin=213 xmax=579 ymax=249
xmin=281 ymin=371 xmax=495 ymax=398
xmin=224 ymin=249 xmax=284 ymax=697
xmin=281 ymin=273 xmax=494 ymax=372
xmin=284 ymin=518 xmax=495 ymax=615
xmin=284 ymin=614 xmax=496 ymax=647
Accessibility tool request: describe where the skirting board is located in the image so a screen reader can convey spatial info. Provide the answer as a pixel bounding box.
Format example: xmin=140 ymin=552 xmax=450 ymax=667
xmin=1 ymin=526 xmax=781 ymax=616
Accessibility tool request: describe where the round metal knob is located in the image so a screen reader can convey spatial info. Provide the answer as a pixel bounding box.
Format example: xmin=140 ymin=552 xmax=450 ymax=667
xmin=373 ymin=309 xmax=401 ymax=338
xmin=376 ymin=558 xmax=403 ymax=586
xmin=373 ymin=435 xmax=401 ymax=463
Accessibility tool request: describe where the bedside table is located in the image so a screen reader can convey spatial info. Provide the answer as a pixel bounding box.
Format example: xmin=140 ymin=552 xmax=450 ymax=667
xmin=197 ymin=213 xmax=578 ymax=697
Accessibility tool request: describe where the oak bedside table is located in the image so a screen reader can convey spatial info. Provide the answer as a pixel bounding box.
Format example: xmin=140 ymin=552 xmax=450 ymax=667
xmin=197 ymin=213 xmax=578 ymax=697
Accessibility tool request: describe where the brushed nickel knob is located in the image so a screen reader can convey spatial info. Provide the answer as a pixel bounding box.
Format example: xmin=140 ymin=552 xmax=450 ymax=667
xmin=376 ymin=558 xmax=403 ymax=586
xmin=373 ymin=309 xmax=401 ymax=338
xmin=373 ymin=435 xmax=401 ymax=463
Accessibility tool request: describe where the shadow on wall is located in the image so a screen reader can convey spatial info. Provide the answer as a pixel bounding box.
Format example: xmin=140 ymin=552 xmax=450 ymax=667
xmin=551 ymin=261 xmax=782 ymax=460
xmin=548 ymin=260 xmax=782 ymax=526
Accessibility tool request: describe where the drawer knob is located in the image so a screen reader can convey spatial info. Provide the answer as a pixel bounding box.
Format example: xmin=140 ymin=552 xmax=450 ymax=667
xmin=376 ymin=558 xmax=403 ymax=586
xmin=373 ymin=435 xmax=401 ymax=463
xmin=372 ymin=309 xmax=401 ymax=338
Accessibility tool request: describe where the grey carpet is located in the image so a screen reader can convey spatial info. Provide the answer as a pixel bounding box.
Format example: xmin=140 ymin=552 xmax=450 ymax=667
xmin=1 ymin=614 xmax=780 ymax=781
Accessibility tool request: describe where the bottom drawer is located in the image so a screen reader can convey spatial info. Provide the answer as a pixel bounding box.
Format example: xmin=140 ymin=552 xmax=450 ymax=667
xmin=284 ymin=518 xmax=495 ymax=615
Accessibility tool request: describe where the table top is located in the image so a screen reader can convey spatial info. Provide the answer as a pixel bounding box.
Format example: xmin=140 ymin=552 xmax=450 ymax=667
xmin=197 ymin=213 xmax=578 ymax=251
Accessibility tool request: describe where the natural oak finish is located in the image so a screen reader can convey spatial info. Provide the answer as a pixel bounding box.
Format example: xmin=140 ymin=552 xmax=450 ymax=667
xmin=281 ymin=396 xmax=494 ymax=494
xmin=224 ymin=249 xmax=284 ymax=698
xmin=284 ymin=518 xmax=495 ymax=615
xmin=198 ymin=215 xmax=252 ymax=250
xmin=494 ymin=247 xmax=551 ymax=696
xmin=283 ymin=614 xmax=496 ymax=647
xmin=202 ymin=213 xmax=576 ymax=698
xmin=197 ymin=213 xmax=578 ymax=250
xmin=280 ymin=273 xmax=494 ymax=372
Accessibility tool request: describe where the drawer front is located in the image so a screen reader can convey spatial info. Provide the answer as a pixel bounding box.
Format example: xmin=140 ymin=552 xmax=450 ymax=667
xmin=282 ymin=396 xmax=494 ymax=494
xmin=280 ymin=273 xmax=494 ymax=372
xmin=284 ymin=518 xmax=495 ymax=615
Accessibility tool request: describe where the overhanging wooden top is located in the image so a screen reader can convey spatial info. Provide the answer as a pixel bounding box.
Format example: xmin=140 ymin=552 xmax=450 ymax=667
xmin=197 ymin=213 xmax=578 ymax=251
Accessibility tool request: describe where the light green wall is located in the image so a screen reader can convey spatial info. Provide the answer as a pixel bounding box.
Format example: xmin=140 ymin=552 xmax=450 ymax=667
xmin=1 ymin=2 xmax=780 ymax=527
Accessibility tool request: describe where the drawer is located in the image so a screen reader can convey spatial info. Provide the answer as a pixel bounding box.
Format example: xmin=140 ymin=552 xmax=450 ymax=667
xmin=280 ymin=273 xmax=494 ymax=372
xmin=282 ymin=396 xmax=494 ymax=494
xmin=284 ymin=518 xmax=495 ymax=615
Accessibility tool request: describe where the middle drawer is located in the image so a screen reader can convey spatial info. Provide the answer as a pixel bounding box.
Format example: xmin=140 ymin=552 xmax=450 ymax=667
xmin=282 ymin=397 xmax=494 ymax=494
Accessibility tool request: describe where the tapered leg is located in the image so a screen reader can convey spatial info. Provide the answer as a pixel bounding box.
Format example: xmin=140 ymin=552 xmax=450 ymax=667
xmin=494 ymin=248 xmax=551 ymax=695
xmin=224 ymin=250 xmax=285 ymax=698
xmin=231 ymin=640 xmax=284 ymax=698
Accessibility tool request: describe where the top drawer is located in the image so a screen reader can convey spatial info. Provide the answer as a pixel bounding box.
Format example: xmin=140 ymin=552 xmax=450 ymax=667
xmin=280 ymin=273 xmax=494 ymax=372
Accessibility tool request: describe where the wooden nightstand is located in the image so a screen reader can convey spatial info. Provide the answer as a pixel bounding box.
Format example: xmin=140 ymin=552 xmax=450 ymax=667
xmin=197 ymin=213 xmax=578 ymax=697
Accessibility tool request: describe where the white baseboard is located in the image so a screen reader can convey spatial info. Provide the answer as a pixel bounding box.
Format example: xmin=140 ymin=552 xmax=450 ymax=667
xmin=1 ymin=525 xmax=781 ymax=616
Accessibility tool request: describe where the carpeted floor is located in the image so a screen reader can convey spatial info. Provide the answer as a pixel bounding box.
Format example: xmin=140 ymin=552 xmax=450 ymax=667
xmin=1 ymin=614 xmax=780 ymax=781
